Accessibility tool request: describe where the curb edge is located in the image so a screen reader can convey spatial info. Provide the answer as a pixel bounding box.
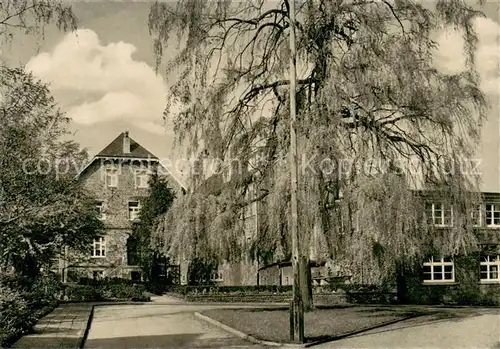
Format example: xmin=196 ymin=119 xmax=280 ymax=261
xmin=78 ymin=305 xmax=95 ymax=349
xmin=193 ymin=312 xmax=305 ymax=348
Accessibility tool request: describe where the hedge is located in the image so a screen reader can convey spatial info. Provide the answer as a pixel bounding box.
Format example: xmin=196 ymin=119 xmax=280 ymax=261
xmin=167 ymin=285 xmax=293 ymax=295
xmin=166 ymin=283 xmax=390 ymax=296
xmin=63 ymin=280 xmax=150 ymax=302
xmin=165 ymin=284 xmax=398 ymax=305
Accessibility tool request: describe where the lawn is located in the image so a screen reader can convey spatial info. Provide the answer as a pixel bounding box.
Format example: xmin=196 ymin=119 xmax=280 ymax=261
xmin=201 ymin=305 xmax=425 ymax=344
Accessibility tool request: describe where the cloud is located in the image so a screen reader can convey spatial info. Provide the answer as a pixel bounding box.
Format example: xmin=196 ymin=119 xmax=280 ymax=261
xmin=25 ymin=29 xmax=167 ymax=132
xmin=433 ymin=16 xmax=499 ymax=96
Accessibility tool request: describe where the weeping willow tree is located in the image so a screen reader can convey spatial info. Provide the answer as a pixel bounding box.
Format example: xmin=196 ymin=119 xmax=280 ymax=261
xmin=149 ymin=0 xmax=488 ymax=306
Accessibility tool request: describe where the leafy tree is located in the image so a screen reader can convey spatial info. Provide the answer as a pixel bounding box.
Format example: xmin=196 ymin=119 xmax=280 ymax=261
xmin=0 ymin=0 xmax=77 ymax=45
xmin=149 ymin=0 xmax=487 ymax=309
xmin=132 ymin=170 xmax=176 ymax=281
xmin=0 ymin=67 xmax=104 ymax=278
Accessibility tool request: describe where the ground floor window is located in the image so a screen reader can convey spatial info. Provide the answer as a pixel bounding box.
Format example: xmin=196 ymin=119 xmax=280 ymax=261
xmin=91 ymin=237 xmax=106 ymax=257
xmin=127 ymin=236 xmax=139 ymax=266
xmin=131 ymin=271 xmax=142 ymax=282
xmin=210 ymin=271 xmax=223 ymax=282
xmin=423 ymin=257 xmax=455 ymax=283
xmin=480 ymin=255 xmax=500 ymax=282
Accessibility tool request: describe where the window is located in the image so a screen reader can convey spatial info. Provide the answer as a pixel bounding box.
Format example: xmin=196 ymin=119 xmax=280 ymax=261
xmin=485 ymin=204 xmax=500 ymax=227
xmin=480 ymin=255 xmax=500 ymax=282
xmin=423 ymin=257 xmax=455 ymax=283
xmin=105 ymin=168 xmax=118 ymax=187
xmin=91 ymin=237 xmax=106 ymax=258
xmin=425 ymin=203 xmax=453 ymax=227
xmin=471 ymin=205 xmax=481 ymax=227
xmin=93 ymin=270 xmax=104 ymax=279
xmin=128 ymin=201 xmax=141 ymax=221
xmin=131 ymin=271 xmax=142 ymax=282
xmin=210 ymin=271 xmax=223 ymax=281
xmin=135 ymin=170 xmax=149 ymax=189
xmin=127 ymin=236 xmax=139 ymax=266
xmin=95 ymin=201 xmax=106 ymax=220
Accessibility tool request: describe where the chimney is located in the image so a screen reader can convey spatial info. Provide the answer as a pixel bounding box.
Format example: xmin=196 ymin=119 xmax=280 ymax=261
xmin=123 ymin=131 xmax=130 ymax=153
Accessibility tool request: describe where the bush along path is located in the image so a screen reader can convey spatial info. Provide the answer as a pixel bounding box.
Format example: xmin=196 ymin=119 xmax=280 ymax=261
xmin=0 ymin=274 xmax=63 ymax=347
xmin=1 ymin=275 xmax=152 ymax=348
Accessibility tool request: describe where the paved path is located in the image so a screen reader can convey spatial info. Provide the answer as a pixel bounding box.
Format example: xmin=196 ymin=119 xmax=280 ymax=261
xmin=315 ymin=308 xmax=500 ymax=349
xmin=83 ymin=296 xmax=268 ymax=348
xmin=28 ymin=297 xmax=497 ymax=349
xmin=12 ymin=303 xmax=93 ymax=349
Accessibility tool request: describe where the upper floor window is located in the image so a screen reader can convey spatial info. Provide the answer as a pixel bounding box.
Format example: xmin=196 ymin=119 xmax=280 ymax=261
xmin=105 ymin=168 xmax=118 ymax=187
xmin=480 ymin=255 xmax=500 ymax=283
xmin=135 ymin=170 xmax=149 ymax=189
xmin=425 ymin=203 xmax=453 ymax=227
xmin=128 ymin=201 xmax=141 ymax=221
xmin=91 ymin=237 xmax=106 ymax=258
xmin=423 ymin=256 xmax=454 ymax=283
xmin=485 ymin=204 xmax=500 ymax=227
xmin=471 ymin=205 xmax=482 ymax=227
xmin=95 ymin=201 xmax=106 ymax=220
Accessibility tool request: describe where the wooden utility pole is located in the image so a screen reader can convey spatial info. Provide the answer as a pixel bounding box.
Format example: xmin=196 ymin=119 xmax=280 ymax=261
xmin=289 ymin=0 xmax=304 ymax=343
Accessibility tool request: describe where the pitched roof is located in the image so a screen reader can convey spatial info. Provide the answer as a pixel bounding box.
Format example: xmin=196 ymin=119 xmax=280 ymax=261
xmin=76 ymin=131 xmax=188 ymax=191
xmin=96 ymin=131 xmax=157 ymax=159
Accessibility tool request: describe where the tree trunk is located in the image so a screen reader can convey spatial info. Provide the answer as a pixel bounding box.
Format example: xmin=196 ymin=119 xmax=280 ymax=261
xmin=299 ymin=256 xmax=314 ymax=311
xmin=396 ymin=262 xmax=408 ymax=304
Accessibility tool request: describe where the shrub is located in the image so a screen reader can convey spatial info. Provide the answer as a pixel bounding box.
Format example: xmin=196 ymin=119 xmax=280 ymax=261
xmin=64 ymin=284 xmax=103 ymax=301
xmin=0 ymin=274 xmax=33 ymax=292
xmin=63 ymin=280 xmax=150 ymax=302
xmin=167 ymin=285 xmax=293 ymax=296
xmin=29 ymin=274 xmax=63 ymax=308
xmin=0 ymin=285 xmax=33 ymax=347
xmin=0 ymin=274 xmax=63 ymax=347
xmin=99 ymin=283 xmax=149 ymax=301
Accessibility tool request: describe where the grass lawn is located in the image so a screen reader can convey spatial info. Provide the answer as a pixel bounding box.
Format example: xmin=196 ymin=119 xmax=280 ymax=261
xmin=201 ymin=305 xmax=426 ymax=344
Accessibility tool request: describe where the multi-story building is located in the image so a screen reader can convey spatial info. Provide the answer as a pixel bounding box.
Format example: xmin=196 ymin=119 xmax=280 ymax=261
xmin=62 ymin=131 xmax=185 ymax=282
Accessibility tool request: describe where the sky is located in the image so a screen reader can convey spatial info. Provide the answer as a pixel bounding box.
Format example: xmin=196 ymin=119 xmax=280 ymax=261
xmin=3 ymin=0 xmax=500 ymax=189
xmin=5 ymin=2 xmax=182 ymax=174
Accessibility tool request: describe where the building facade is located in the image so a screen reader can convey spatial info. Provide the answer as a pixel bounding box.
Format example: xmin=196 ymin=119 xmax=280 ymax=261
xmin=62 ymin=131 xmax=184 ymax=282
xmin=402 ymin=191 xmax=500 ymax=304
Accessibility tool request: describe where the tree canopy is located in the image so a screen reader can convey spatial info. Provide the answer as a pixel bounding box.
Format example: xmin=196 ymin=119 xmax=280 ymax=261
xmin=132 ymin=171 xmax=177 ymax=280
xmin=149 ymin=0 xmax=488 ymax=284
xmin=0 ymin=0 xmax=76 ymax=44
xmin=0 ymin=67 xmax=104 ymax=278
xmin=0 ymin=3 xmax=102 ymax=278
